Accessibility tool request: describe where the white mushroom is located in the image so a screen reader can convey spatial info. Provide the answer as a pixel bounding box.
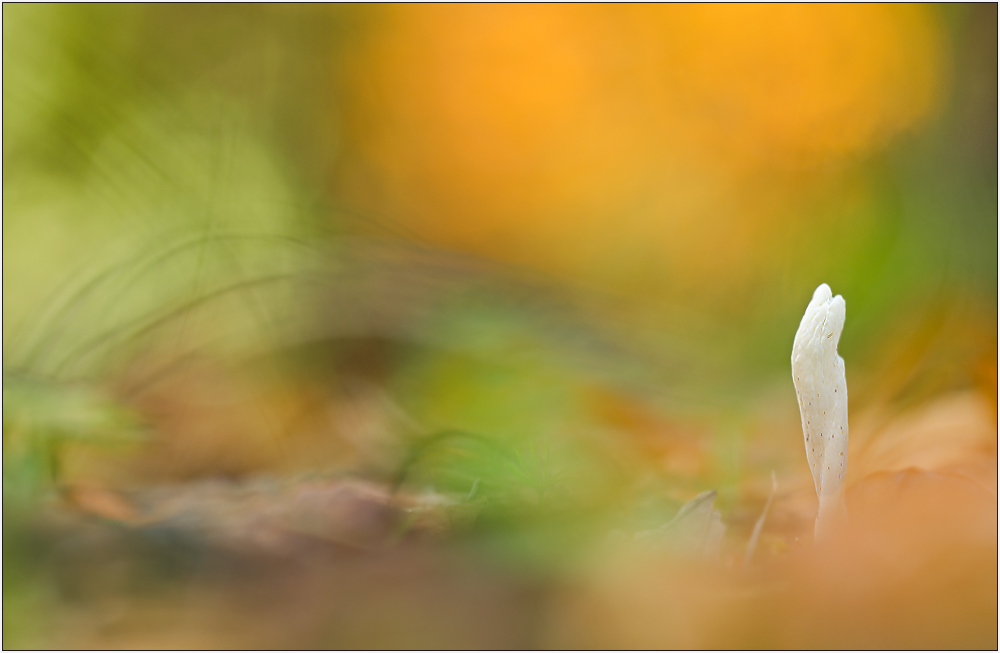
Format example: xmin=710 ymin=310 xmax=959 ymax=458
xmin=791 ymin=283 xmax=849 ymax=540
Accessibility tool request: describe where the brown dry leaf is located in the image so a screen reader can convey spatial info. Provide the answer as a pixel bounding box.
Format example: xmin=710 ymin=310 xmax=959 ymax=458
xmin=63 ymin=484 xmax=139 ymax=523
xmin=584 ymin=386 xmax=711 ymax=479
xmin=633 ymin=489 xmax=726 ymax=559
xmin=119 ymin=477 xmax=405 ymax=556
xmin=544 ymin=388 xmax=998 ymax=649
xmin=760 ymin=465 xmax=998 ymax=649
xmin=545 ymin=464 xmax=997 ymax=649
xmin=851 ymin=390 xmax=998 ymax=492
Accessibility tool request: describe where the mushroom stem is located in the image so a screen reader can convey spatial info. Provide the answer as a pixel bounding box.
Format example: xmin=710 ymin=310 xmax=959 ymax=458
xmin=815 ymin=493 xmax=848 ymax=541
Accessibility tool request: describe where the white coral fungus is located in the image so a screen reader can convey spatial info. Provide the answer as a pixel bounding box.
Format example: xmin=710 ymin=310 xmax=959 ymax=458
xmin=791 ymin=283 xmax=849 ymax=540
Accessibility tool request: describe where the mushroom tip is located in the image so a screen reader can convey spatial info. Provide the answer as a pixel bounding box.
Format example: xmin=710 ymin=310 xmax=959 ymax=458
xmin=812 ymin=283 xmax=832 ymax=303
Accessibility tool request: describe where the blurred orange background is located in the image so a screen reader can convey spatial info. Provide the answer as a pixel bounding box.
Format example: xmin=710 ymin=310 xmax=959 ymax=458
xmin=336 ymin=4 xmax=946 ymax=296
